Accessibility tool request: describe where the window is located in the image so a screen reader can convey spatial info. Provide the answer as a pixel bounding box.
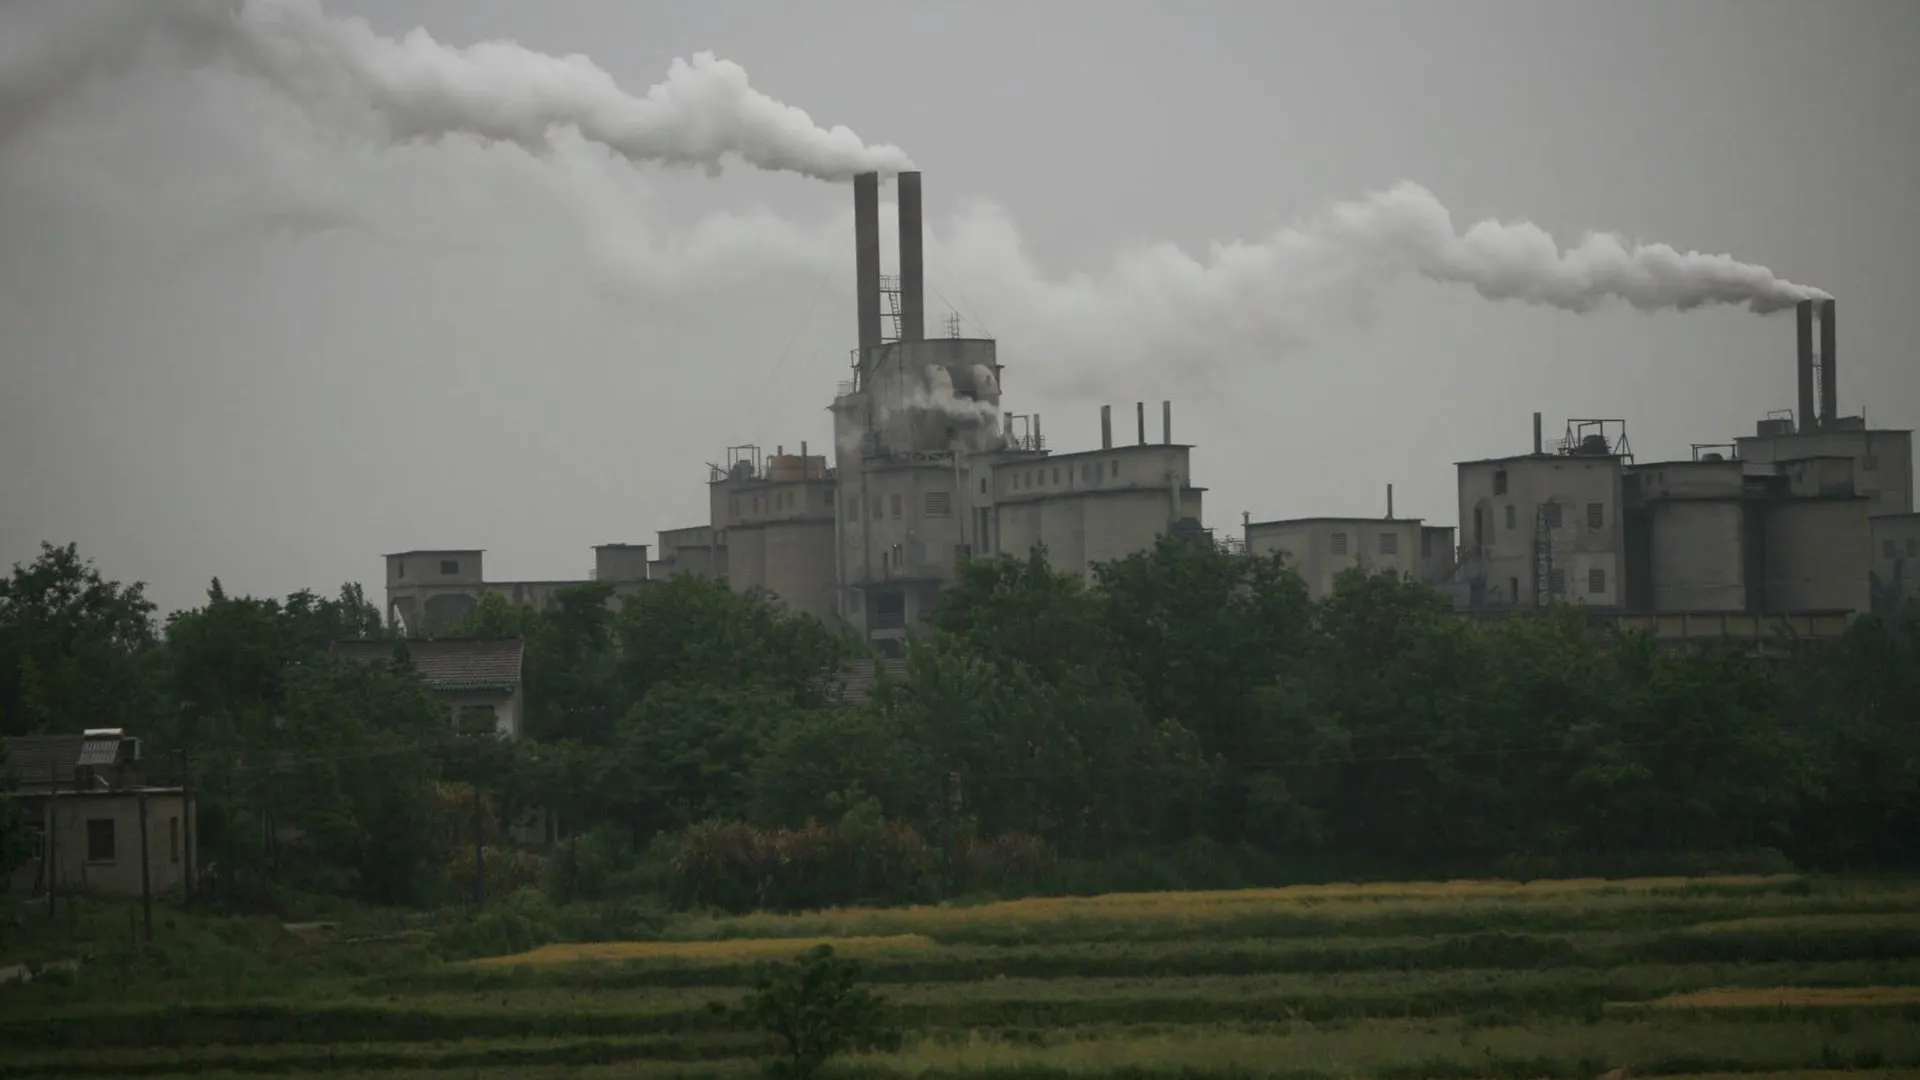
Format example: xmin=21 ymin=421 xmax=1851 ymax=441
xmin=925 ymin=491 xmax=952 ymax=517
xmin=1378 ymin=532 xmax=1398 ymax=555
xmin=1330 ymin=532 xmax=1349 ymax=555
xmin=1862 ymin=455 xmax=1880 ymax=472
xmin=1587 ymin=502 xmax=1604 ymax=529
xmin=170 ymin=817 xmax=180 ymax=864
xmin=1111 ymin=460 xmax=1121 ymax=480
xmin=979 ymin=478 xmax=987 ymax=495
xmin=1542 ymin=502 xmax=1562 ymax=528
xmin=1549 ymin=569 xmax=1567 ymax=596
xmin=394 ymin=560 xmax=405 ymax=579
xmin=439 ymin=559 xmax=459 ymax=575
xmin=86 ymin=818 xmax=115 ymax=863
xmin=457 ymin=705 xmax=497 ymax=736
xmin=1051 ymin=468 xmax=1060 ymax=485
xmin=1505 ymin=505 xmax=1517 ymax=530
xmin=871 ymin=497 xmax=882 ymax=520
xmin=890 ymin=494 xmax=902 ymax=519
xmin=1493 ymin=470 xmax=1509 ymax=495
xmin=1588 ymin=568 xmax=1606 ymax=594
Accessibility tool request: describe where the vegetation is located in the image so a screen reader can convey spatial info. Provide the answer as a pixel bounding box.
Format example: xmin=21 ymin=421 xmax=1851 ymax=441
xmin=2 ymin=537 xmax=1918 ymax=1075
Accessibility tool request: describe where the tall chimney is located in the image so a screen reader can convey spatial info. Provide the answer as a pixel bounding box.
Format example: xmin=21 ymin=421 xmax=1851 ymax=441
xmin=853 ymin=172 xmax=881 ymax=361
xmin=1386 ymin=483 xmax=1395 ymax=520
xmin=1796 ymin=299 xmax=1815 ymax=432
xmin=1136 ymin=402 xmax=1146 ymax=445
xmin=1161 ymin=401 xmax=1172 ymax=445
xmin=1100 ymin=405 xmax=1113 ymax=450
xmin=897 ymin=172 xmax=924 ymax=342
xmin=1532 ymin=412 xmax=1543 ymax=455
xmin=800 ymin=441 xmax=809 ymax=476
xmin=1819 ymin=299 xmax=1837 ymax=429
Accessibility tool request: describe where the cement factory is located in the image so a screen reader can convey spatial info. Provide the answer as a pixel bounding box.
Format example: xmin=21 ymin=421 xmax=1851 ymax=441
xmin=384 ymin=174 xmax=1917 ymax=652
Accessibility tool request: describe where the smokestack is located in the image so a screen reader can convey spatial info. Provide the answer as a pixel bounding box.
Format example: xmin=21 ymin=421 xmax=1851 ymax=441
xmin=1136 ymin=402 xmax=1146 ymax=445
xmin=1532 ymin=412 xmax=1542 ymax=455
xmin=1162 ymin=401 xmax=1172 ymax=445
xmin=1819 ymin=299 xmax=1837 ymax=429
xmin=853 ymin=172 xmax=881 ymax=360
xmin=800 ymin=441 xmax=809 ymax=476
xmin=897 ymin=172 xmax=924 ymax=342
xmin=1100 ymin=405 xmax=1113 ymax=450
xmin=1387 ymin=484 xmax=1395 ymax=520
xmin=1796 ymin=299 xmax=1815 ymax=433
xmin=1034 ymin=414 xmax=1043 ymax=449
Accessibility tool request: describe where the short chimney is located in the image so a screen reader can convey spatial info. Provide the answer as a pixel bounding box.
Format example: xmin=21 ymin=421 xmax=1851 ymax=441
xmin=1161 ymin=401 xmax=1172 ymax=445
xmin=800 ymin=441 xmax=809 ymax=476
xmin=1386 ymin=483 xmax=1395 ymax=520
xmin=1532 ymin=412 xmax=1543 ymax=455
xmin=1034 ymin=414 xmax=1044 ymax=449
xmin=1100 ymin=405 xmax=1113 ymax=450
xmin=1136 ymin=402 xmax=1146 ymax=445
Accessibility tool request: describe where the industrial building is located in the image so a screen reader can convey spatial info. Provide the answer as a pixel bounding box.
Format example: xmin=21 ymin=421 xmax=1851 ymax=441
xmin=382 ymin=179 xmax=1912 ymax=648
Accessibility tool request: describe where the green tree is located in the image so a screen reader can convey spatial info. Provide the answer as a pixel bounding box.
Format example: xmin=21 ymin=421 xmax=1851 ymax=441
xmin=731 ymin=944 xmax=901 ymax=1080
xmin=0 ymin=542 xmax=158 ymax=736
xmin=0 ymin=739 xmax=28 ymax=882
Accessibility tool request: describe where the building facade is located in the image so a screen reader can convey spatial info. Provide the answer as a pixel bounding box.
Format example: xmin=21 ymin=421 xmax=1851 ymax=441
xmin=1244 ymin=514 xmax=1454 ymax=600
xmin=4 ymin=730 xmax=194 ymax=900
xmin=384 ymin=545 xmax=651 ymax=634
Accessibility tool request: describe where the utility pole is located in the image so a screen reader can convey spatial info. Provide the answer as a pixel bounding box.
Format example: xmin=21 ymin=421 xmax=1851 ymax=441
xmin=472 ymin=783 xmax=487 ymax=909
xmin=45 ymin=760 xmax=58 ymax=920
xmin=178 ymin=747 xmax=196 ymax=901
xmin=137 ymin=790 xmax=154 ymax=942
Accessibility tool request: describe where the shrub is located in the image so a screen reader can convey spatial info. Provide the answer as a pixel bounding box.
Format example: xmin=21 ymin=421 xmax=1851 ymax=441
xmin=724 ymin=944 xmax=900 ymax=1080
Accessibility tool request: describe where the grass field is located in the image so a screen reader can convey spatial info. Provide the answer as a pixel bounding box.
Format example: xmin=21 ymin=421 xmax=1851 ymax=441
xmin=4 ymin=874 xmax=1920 ymax=1079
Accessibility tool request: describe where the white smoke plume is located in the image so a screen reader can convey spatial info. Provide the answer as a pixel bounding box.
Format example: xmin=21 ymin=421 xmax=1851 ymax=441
xmin=0 ymin=0 xmax=912 ymax=180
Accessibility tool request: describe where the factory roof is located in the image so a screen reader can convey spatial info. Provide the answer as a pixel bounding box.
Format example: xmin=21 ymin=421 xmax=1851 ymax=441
xmin=383 ymin=548 xmax=484 ymax=558
xmin=1247 ymin=516 xmax=1432 ymax=528
xmin=1455 ymin=452 xmax=1625 ymax=468
xmin=330 ymin=637 xmax=524 ymax=693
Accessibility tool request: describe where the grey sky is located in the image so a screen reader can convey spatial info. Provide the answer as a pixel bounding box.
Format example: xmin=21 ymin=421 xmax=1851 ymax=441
xmin=3 ymin=0 xmax=1916 ymax=615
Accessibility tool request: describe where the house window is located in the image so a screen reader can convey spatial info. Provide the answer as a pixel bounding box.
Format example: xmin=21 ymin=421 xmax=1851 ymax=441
xmin=87 ymin=818 xmax=116 ymax=863
xmin=1505 ymin=505 xmax=1517 ymax=530
xmin=1862 ymin=455 xmax=1879 ymax=472
xmin=1493 ymin=470 xmax=1509 ymax=495
xmin=1549 ymin=569 xmax=1567 ymax=596
xmin=1378 ymin=532 xmax=1398 ymax=555
xmin=169 ymin=817 xmax=180 ymax=863
xmin=1588 ymin=568 xmax=1606 ymax=594
xmin=1330 ymin=532 xmax=1349 ymax=555
xmin=1542 ymin=502 xmax=1562 ymax=528
xmin=925 ymin=491 xmax=952 ymax=517
xmin=1588 ymin=502 xmax=1604 ymax=529
xmin=890 ymin=494 xmax=902 ymax=519
xmin=439 ymin=559 xmax=459 ymax=575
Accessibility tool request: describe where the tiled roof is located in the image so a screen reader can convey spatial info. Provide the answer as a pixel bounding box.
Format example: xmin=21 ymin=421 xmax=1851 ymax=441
xmin=832 ymin=656 xmax=909 ymax=703
xmin=330 ymin=637 xmax=524 ymax=692
xmin=2 ymin=733 xmax=128 ymax=786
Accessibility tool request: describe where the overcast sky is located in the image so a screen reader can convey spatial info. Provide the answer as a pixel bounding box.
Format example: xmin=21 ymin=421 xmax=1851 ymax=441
xmin=3 ymin=0 xmax=1916 ymax=616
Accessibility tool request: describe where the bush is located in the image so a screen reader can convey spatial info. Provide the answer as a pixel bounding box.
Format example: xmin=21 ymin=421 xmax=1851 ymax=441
xmin=431 ymin=887 xmax=561 ymax=960
xmin=724 ymin=944 xmax=900 ymax=1080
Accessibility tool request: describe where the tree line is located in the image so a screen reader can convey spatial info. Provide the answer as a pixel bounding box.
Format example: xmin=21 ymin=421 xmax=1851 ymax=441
xmin=2 ymin=537 xmax=1916 ymax=912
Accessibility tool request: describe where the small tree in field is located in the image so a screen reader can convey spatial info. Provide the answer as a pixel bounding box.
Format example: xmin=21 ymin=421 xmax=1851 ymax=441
xmin=732 ymin=944 xmax=901 ymax=1080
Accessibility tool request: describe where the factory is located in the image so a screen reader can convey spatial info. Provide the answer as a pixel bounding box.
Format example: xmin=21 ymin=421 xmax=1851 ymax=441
xmin=383 ymin=174 xmax=1913 ymax=645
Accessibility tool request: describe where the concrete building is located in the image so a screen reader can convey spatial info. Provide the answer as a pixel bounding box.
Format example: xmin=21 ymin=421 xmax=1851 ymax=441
xmin=5 ymin=730 xmax=194 ymax=900
xmin=1244 ymin=488 xmax=1455 ymax=600
xmin=1454 ymin=416 xmax=1631 ymax=610
xmin=650 ymin=171 xmax=1206 ymax=651
xmin=331 ymin=637 xmax=527 ymax=739
xmin=383 ymin=545 xmax=651 ymax=634
xmin=1873 ymin=513 xmax=1920 ymax=609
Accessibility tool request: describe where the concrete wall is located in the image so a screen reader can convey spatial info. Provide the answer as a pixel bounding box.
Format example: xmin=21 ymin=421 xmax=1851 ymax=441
xmin=1457 ymin=455 xmax=1625 ymax=608
xmin=1245 ymin=518 xmax=1430 ymax=600
xmin=1418 ymin=526 xmax=1457 ymax=584
xmin=11 ymin=791 xmax=194 ymax=899
xmin=1736 ymin=428 xmax=1914 ymax=517
xmin=388 ymin=550 xmax=484 ymax=589
xmin=730 ymin=518 xmax=838 ymax=621
xmin=652 ymin=526 xmax=726 ymax=580
xmin=997 ymin=488 xmax=1203 ymax=582
xmin=1765 ymin=499 xmax=1872 ymax=612
xmin=1871 ymin=513 xmax=1920 ymax=605
xmin=593 ymin=545 xmax=651 ymax=583
xmin=1647 ymin=500 xmax=1749 ymax=612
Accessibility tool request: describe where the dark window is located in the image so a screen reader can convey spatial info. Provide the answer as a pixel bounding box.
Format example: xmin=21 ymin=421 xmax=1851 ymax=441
xmin=871 ymin=496 xmax=882 ymax=520
xmin=1587 ymin=502 xmax=1604 ymax=529
xmin=1549 ymin=569 xmax=1567 ymax=596
xmin=87 ymin=818 xmax=115 ymax=863
xmin=456 ymin=705 xmax=497 ymax=736
xmin=439 ymin=559 xmax=459 ymax=575
xmin=1542 ymin=502 xmax=1562 ymax=528
xmin=1330 ymin=532 xmax=1349 ymax=555
xmin=979 ymin=478 xmax=987 ymax=495
xmin=925 ymin=491 xmax=951 ymax=517
xmin=1473 ymin=507 xmax=1485 ymax=545
xmin=1052 ymin=468 xmax=1060 ymax=484
xmin=1378 ymin=532 xmax=1398 ymax=555
xmin=890 ymin=494 xmax=902 ymax=519
xmin=394 ymin=560 xmax=405 ymax=579
xmin=1509 ymin=577 xmax=1520 ymax=601
xmin=1111 ymin=460 xmax=1121 ymax=480
xmin=1588 ymin=568 xmax=1606 ymax=594
xmin=169 ymin=817 xmax=180 ymax=863
xmin=1493 ymin=470 xmax=1508 ymax=495
xmin=1505 ymin=505 xmax=1517 ymax=530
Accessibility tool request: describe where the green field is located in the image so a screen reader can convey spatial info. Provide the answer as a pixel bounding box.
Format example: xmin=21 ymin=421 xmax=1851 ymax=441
xmin=5 ymin=875 xmax=1920 ymax=1080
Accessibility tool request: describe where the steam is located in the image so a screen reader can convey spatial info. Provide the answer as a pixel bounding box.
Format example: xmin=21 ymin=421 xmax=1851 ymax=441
xmin=0 ymin=0 xmax=912 ymax=180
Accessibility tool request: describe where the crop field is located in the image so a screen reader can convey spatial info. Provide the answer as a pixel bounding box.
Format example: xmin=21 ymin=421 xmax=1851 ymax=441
xmin=5 ymin=874 xmax=1920 ymax=1080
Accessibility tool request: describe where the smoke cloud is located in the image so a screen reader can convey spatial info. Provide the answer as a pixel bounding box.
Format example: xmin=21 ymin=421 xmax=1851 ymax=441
xmin=0 ymin=0 xmax=912 ymax=180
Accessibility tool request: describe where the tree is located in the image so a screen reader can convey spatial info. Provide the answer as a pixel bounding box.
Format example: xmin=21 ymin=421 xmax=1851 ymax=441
xmin=731 ymin=944 xmax=900 ymax=1080
xmin=0 ymin=739 xmax=27 ymax=882
xmin=0 ymin=542 xmax=158 ymax=736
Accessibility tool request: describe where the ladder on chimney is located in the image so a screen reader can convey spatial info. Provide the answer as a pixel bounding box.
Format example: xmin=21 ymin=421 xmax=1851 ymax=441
xmin=879 ymin=274 xmax=902 ymax=343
